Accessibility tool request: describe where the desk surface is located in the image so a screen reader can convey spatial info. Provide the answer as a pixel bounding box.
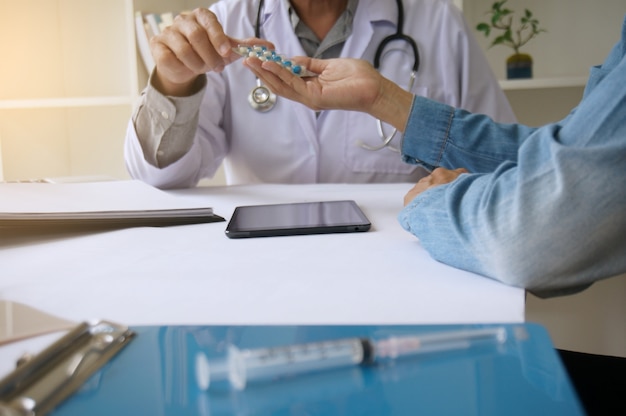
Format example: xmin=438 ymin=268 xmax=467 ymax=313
xmin=0 ymin=183 xmax=523 ymax=326
xmin=0 ymin=183 xmax=524 ymax=377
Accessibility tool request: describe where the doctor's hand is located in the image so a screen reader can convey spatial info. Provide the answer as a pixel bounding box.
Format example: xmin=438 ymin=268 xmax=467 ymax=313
xmin=403 ymin=168 xmax=469 ymax=206
xmin=150 ymin=8 xmax=273 ymax=97
xmin=244 ymin=57 xmax=414 ymax=131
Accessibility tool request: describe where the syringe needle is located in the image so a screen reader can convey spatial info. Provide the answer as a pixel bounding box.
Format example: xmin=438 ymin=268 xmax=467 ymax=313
xmin=372 ymin=327 xmax=507 ymax=360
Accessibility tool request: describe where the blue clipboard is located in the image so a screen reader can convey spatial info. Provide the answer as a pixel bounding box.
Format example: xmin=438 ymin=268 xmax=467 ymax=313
xmin=44 ymin=323 xmax=582 ymax=416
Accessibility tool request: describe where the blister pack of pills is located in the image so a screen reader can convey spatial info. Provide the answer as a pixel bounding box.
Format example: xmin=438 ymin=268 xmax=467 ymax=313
xmin=233 ymin=45 xmax=316 ymax=77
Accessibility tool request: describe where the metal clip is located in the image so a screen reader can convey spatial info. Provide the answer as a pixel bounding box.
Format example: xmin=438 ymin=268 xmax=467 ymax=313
xmin=0 ymin=320 xmax=135 ymax=416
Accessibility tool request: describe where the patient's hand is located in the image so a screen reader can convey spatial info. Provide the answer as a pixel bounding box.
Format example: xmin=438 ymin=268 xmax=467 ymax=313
xmin=404 ymin=168 xmax=469 ymax=206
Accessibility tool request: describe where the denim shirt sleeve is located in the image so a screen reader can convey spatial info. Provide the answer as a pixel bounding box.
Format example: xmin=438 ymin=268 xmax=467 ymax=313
xmin=398 ymin=15 xmax=626 ymax=297
xmin=400 ymin=96 xmax=538 ymax=173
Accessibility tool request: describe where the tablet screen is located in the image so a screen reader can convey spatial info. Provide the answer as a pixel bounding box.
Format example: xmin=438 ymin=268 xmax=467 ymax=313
xmin=225 ymin=200 xmax=371 ymax=238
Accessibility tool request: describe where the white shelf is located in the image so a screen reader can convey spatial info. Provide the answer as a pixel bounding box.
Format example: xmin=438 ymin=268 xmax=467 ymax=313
xmin=499 ymin=77 xmax=587 ymax=91
xmin=0 ymin=96 xmax=136 ymax=110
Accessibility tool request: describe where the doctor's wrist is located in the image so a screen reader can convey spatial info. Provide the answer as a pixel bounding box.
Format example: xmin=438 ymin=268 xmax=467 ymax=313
xmin=151 ymin=70 xmax=206 ymax=98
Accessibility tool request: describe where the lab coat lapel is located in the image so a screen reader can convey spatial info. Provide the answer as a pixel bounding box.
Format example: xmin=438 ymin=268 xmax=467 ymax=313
xmin=340 ymin=0 xmax=395 ymax=59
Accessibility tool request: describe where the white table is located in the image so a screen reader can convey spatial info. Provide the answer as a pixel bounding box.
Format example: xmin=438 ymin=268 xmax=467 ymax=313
xmin=0 ymin=183 xmax=524 ymax=375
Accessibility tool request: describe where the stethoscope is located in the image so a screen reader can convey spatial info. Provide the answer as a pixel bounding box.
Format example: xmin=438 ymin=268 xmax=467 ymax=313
xmin=249 ymin=0 xmax=419 ymax=151
xmin=248 ymin=0 xmax=277 ymax=113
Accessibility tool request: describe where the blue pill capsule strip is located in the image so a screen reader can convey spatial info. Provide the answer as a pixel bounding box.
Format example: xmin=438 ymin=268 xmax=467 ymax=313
xmin=233 ymin=45 xmax=317 ymax=77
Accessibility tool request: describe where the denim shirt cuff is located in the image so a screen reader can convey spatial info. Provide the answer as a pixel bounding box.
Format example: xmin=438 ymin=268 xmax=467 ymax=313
xmin=401 ymin=96 xmax=456 ymax=171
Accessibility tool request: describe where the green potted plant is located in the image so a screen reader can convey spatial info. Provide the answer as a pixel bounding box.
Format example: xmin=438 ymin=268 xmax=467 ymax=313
xmin=476 ymin=0 xmax=546 ymax=79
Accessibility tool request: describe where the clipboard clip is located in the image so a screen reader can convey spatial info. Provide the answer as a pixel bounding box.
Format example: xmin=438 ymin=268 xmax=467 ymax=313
xmin=0 ymin=320 xmax=135 ymax=416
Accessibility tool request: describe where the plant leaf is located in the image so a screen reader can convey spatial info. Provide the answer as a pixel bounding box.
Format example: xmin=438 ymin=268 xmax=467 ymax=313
xmin=476 ymin=22 xmax=491 ymax=36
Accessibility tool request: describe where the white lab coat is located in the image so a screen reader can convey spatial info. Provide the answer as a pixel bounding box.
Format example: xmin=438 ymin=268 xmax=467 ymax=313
xmin=125 ymin=0 xmax=516 ymax=187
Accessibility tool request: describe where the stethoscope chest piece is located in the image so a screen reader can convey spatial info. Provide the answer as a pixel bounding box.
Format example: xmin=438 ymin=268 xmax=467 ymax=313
xmin=249 ymin=79 xmax=277 ymax=112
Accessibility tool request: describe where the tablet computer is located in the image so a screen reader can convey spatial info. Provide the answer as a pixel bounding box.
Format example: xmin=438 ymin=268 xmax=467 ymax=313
xmin=225 ymin=200 xmax=371 ymax=238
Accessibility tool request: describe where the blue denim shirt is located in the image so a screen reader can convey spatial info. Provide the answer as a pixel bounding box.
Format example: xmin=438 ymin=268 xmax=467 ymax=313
xmin=398 ymin=15 xmax=626 ymax=298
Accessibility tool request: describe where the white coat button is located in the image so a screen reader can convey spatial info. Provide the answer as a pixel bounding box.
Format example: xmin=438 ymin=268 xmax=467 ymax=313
xmin=161 ymin=111 xmax=170 ymax=120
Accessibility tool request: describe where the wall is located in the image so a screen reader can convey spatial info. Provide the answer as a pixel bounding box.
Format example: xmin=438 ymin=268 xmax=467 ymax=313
xmin=0 ymin=0 xmax=137 ymax=182
xmin=463 ymin=0 xmax=624 ymax=81
xmin=526 ymin=275 xmax=626 ymax=357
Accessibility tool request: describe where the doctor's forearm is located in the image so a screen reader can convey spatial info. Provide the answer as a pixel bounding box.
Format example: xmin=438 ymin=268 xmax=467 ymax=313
xmin=132 ymin=75 xmax=206 ymax=169
xmin=369 ymin=78 xmax=413 ymax=132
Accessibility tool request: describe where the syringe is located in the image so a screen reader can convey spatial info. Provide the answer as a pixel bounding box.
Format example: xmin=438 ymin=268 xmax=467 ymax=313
xmin=195 ymin=327 xmax=507 ymax=391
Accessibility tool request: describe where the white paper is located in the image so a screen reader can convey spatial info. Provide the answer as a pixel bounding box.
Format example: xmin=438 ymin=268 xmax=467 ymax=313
xmin=0 ymin=180 xmax=213 ymax=220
